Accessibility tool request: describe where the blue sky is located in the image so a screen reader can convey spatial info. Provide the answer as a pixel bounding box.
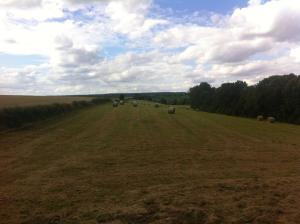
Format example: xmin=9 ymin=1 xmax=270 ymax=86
xmin=155 ymin=0 xmax=248 ymax=14
xmin=0 ymin=54 xmax=47 ymax=68
xmin=0 ymin=0 xmax=300 ymax=95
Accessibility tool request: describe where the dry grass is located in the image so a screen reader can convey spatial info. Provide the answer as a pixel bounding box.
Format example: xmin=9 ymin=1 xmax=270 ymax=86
xmin=0 ymin=95 xmax=93 ymax=109
xmin=0 ymin=103 xmax=300 ymax=224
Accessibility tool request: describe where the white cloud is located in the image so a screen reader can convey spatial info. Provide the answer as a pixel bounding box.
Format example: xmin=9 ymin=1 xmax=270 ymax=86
xmin=231 ymin=0 xmax=300 ymax=42
xmin=1 ymin=0 xmax=300 ymax=95
xmin=0 ymin=0 xmax=42 ymax=8
xmin=104 ymin=0 xmax=168 ymax=39
xmin=51 ymin=36 xmax=100 ymax=68
xmin=248 ymin=0 xmax=262 ymax=6
xmin=0 ymin=0 xmax=65 ymax=21
xmin=290 ymin=47 xmax=300 ymax=62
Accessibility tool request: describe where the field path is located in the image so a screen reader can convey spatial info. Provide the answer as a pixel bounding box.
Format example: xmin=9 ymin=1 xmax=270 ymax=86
xmin=1 ymin=102 xmax=300 ymax=224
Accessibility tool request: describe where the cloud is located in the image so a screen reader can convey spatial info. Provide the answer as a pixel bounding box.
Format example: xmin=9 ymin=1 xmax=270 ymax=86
xmin=104 ymin=0 xmax=168 ymax=39
xmin=0 ymin=0 xmax=65 ymax=21
xmin=290 ymin=47 xmax=300 ymax=62
xmin=231 ymin=0 xmax=300 ymax=42
xmin=248 ymin=0 xmax=263 ymax=6
xmin=154 ymin=0 xmax=300 ymax=65
xmin=51 ymin=37 xmax=100 ymax=68
xmin=0 ymin=0 xmax=42 ymax=8
xmin=205 ymin=39 xmax=273 ymax=63
xmin=1 ymin=0 xmax=300 ymax=95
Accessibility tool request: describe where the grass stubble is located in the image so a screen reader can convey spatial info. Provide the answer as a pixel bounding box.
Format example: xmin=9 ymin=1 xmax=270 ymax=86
xmin=0 ymin=102 xmax=300 ymax=223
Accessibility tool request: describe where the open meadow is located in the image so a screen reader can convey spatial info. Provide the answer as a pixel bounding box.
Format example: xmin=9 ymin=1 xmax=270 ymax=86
xmin=1 ymin=102 xmax=300 ymax=224
xmin=0 ymin=96 xmax=93 ymax=109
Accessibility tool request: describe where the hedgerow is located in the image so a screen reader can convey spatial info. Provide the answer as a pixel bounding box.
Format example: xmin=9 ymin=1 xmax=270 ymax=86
xmin=0 ymin=98 xmax=110 ymax=129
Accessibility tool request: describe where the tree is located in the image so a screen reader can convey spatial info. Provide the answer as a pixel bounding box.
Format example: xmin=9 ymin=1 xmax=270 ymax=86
xmin=189 ymin=82 xmax=215 ymax=111
xmin=119 ymin=94 xmax=125 ymax=101
xmin=160 ymin=98 xmax=167 ymax=104
xmin=188 ymin=74 xmax=300 ymax=124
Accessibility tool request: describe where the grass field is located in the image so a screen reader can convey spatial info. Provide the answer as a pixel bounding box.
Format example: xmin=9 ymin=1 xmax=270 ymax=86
xmin=0 ymin=95 xmax=93 ymax=109
xmin=1 ymin=102 xmax=300 ymax=224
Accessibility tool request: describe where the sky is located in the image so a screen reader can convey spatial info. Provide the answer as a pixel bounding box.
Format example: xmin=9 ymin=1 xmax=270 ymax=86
xmin=0 ymin=0 xmax=300 ymax=95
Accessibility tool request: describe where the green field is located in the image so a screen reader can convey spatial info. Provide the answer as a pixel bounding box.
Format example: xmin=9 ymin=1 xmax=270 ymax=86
xmin=0 ymin=95 xmax=93 ymax=109
xmin=1 ymin=102 xmax=300 ymax=224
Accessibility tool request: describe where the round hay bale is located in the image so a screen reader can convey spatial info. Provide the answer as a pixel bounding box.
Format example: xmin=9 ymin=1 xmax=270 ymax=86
xmin=267 ymin=117 xmax=276 ymax=123
xmin=168 ymin=107 xmax=176 ymax=114
xmin=112 ymin=101 xmax=119 ymax=107
xmin=257 ymin=115 xmax=264 ymax=121
xmin=132 ymin=101 xmax=138 ymax=107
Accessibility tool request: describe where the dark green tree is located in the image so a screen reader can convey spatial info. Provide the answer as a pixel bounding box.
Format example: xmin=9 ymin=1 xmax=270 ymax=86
xmin=189 ymin=74 xmax=300 ymax=124
xmin=119 ymin=94 xmax=125 ymax=101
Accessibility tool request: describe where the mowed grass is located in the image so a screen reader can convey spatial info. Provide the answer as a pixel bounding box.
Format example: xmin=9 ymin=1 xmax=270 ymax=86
xmin=0 ymin=95 xmax=93 ymax=109
xmin=0 ymin=102 xmax=300 ymax=224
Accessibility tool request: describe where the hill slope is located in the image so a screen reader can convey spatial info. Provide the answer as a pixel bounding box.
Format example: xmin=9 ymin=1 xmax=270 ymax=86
xmin=1 ymin=102 xmax=300 ymax=224
xmin=0 ymin=95 xmax=93 ymax=109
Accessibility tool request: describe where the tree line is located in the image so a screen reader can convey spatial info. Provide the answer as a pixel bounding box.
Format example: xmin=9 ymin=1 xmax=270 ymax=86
xmin=189 ymin=74 xmax=300 ymax=124
xmin=133 ymin=92 xmax=189 ymax=105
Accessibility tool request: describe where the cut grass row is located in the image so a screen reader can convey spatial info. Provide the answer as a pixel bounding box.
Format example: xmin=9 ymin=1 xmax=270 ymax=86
xmin=0 ymin=102 xmax=300 ymax=223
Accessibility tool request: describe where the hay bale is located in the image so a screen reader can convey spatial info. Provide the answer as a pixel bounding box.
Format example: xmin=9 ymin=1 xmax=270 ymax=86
xmin=132 ymin=101 xmax=138 ymax=107
xmin=257 ymin=115 xmax=264 ymax=121
xmin=267 ymin=117 xmax=276 ymax=123
xmin=168 ymin=107 xmax=176 ymax=114
xmin=112 ymin=101 xmax=119 ymax=107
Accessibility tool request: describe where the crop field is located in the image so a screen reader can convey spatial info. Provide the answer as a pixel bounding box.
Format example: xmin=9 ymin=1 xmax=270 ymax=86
xmin=1 ymin=102 xmax=300 ymax=224
xmin=0 ymin=95 xmax=93 ymax=109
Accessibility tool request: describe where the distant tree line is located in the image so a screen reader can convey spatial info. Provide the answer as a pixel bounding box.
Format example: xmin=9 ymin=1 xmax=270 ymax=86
xmin=189 ymin=74 xmax=300 ymax=124
xmin=88 ymin=92 xmax=189 ymax=106
xmin=133 ymin=92 xmax=189 ymax=105
xmin=0 ymin=98 xmax=110 ymax=129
